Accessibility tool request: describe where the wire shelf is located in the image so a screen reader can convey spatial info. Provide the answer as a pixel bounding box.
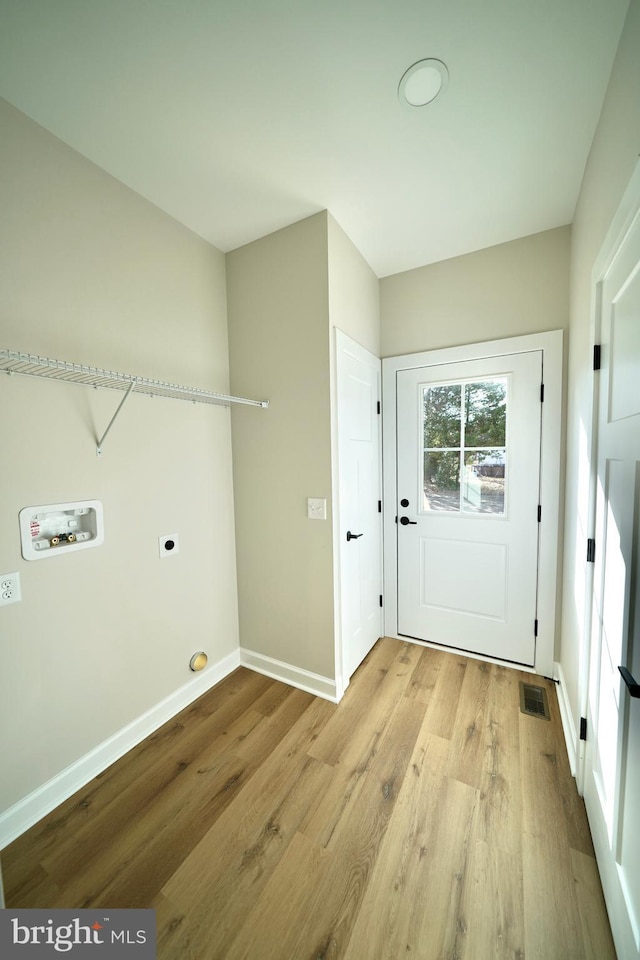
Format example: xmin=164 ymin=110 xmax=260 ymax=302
xmin=0 ymin=349 xmax=269 ymax=408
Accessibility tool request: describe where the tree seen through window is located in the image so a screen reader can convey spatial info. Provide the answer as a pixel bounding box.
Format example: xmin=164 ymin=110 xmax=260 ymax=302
xmin=422 ymin=378 xmax=507 ymax=513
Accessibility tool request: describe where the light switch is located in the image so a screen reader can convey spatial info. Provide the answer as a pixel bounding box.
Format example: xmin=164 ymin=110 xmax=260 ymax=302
xmin=307 ymin=498 xmax=327 ymax=520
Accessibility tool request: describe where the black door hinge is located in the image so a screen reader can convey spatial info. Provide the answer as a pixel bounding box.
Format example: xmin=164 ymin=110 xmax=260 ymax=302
xmin=378 ymin=500 xmax=382 ymax=513
xmin=580 ymin=717 xmax=587 ymax=741
xmin=537 ymin=504 xmax=542 ymax=522
xmin=379 ymin=595 xmax=383 ymax=608
xmin=534 ymin=619 xmax=539 ymax=637
xmin=587 ymin=538 xmax=596 ymax=563
xmin=593 ymin=345 xmax=601 ymax=371
xmin=540 ymin=383 xmax=545 ymax=402
xmin=377 ymin=400 xmax=381 ymax=414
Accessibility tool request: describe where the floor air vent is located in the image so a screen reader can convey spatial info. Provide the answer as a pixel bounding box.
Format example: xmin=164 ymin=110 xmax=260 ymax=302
xmin=519 ymin=682 xmax=550 ymax=720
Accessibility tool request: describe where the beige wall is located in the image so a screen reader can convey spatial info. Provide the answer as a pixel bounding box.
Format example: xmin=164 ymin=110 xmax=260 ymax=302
xmin=327 ymin=214 xmax=380 ymax=690
xmin=560 ymin=0 xmax=640 ymax=726
xmin=0 ymin=100 xmax=239 ymax=813
xmin=327 ymin=214 xmax=380 ymax=357
xmin=227 ymin=213 xmax=335 ymax=679
xmin=380 ymin=223 xmax=571 ymax=661
xmin=227 ymin=212 xmax=380 ymax=685
xmin=380 ymin=226 xmax=570 ymax=357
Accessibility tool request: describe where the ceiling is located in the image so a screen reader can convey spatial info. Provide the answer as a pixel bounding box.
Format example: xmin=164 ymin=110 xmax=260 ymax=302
xmin=0 ymin=1 xmax=630 ymax=277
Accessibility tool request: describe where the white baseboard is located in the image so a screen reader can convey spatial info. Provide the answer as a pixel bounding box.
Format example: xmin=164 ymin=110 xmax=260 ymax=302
xmin=555 ymin=660 xmax=578 ymax=778
xmin=0 ymin=647 xmax=336 ymax=850
xmin=240 ymin=647 xmax=338 ymax=703
xmin=0 ymin=649 xmax=240 ymax=850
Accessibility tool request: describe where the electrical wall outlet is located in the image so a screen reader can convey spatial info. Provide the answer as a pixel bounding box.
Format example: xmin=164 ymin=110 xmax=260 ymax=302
xmin=0 ymin=571 xmax=22 ymax=607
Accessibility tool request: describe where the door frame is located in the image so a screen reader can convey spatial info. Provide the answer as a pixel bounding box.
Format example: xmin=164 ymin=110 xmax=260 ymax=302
xmin=382 ymin=330 xmax=563 ymax=677
xmin=332 ymin=328 xmax=383 ymax=701
xmin=577 ymin=159 xmax=640 ymax=958
xmin=578 ymin=158 xmax=640 ymax=793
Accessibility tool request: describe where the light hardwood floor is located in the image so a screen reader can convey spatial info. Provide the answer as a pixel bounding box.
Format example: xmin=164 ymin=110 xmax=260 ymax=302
xmin=3 ymin=637 xmax=616 ymax=959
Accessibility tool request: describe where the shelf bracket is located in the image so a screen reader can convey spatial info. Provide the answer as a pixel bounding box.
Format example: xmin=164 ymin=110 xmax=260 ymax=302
xmin=1 ymin=349 xmax=270 ymax=458
xmin=96 ymin=381 xmax=135 ymax=456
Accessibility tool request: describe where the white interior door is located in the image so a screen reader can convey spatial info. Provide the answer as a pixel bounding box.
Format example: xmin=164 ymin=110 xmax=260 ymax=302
xmin=396 ymin=351 xmax=542 ymax=665
xmin=583 ymin=193 xmax=640 ymax=960
xmin=335 ymin=331 xmax=382 ymax=683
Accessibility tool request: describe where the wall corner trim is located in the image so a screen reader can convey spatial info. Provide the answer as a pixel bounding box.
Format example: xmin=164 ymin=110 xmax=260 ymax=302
xmin=240 ymin=647 xmax=339 ymax=703
xmin=0 ymin=649 xmax=241 ymax=850
xmin=555 ymin=660 xmax=578 ymax=779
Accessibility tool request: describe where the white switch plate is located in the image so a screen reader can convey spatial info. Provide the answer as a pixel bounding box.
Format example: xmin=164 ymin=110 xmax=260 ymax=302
xmin=307 ymin=498 xmax=327 ymax=520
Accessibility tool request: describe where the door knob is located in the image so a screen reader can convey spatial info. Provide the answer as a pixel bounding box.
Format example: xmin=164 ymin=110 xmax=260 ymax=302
xmin=346 ymin=531 xmax=363 ymax=541
xmin=399 ymin=516 xmax=417 ymax=525
xmin=619 ymin=666 xmax=640 ymax=698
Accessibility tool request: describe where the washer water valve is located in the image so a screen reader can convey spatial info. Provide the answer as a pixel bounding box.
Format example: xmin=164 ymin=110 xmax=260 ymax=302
xmin=19 ymin=500 xmax=104 ymax=560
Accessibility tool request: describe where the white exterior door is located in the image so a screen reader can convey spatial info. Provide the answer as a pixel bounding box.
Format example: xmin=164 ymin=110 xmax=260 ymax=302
xmin=396 ymin=350 xmax=542 ymax=665
xmin=335 ymin=331 xmax=382 ymax=684
xmin=583 ymin=186 xmax=640 ymax=959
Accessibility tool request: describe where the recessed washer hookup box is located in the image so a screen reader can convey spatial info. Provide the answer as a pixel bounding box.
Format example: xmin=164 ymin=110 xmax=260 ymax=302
xmin=19 ymin=499 xmax=104 ymax=560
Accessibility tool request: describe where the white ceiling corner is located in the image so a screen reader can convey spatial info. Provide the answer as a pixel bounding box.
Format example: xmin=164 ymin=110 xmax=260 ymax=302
xmin=0 ymin=0 xmax=630 ymax=277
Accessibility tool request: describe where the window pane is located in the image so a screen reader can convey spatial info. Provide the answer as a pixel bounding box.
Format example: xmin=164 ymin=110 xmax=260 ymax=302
xmin=463 ymin=450 xmax=506 ymax=515
xmin=464 ymin=379 xmax=507 ymax=447
xmin=423 ymin=451 xmax=460 ymax=512
xmin=423 ymin=384 xmax=461 ymax=448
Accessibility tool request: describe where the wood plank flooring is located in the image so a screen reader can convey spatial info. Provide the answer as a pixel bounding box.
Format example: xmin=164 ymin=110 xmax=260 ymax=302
xmin=2 ymin=638 xmax=616 ymax=959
